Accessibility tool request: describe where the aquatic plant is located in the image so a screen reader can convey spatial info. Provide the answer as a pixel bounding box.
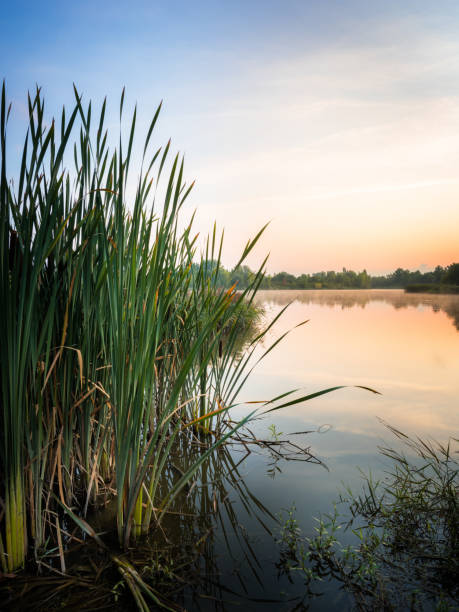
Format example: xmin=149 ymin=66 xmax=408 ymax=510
xmin=277 ymin=424 xmax=459 ymax=610
xmin=0 ymin=82 xmax=274 ymax=572
xmin=1 ymin=82 xmax=357 ymax=605
xmin=1 ymin=439 xmax=280 ymax=610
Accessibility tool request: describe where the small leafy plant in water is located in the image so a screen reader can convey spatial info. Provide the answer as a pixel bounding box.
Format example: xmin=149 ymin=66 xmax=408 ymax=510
xmin=268 ymin=423 xmax=284 ymax=441
xmin=277 ymin=424 xmax=459 ymax=611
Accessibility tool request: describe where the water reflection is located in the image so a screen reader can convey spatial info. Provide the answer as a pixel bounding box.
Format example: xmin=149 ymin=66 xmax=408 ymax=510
xmin=255 ymin=289 xmax=459 ymax=332
xmin=240 ymin=288 xmax=459 ymax=450
xmin=3 ymin=437 xmax=314 ymax=611
xmin=163 ymin=434 xmax=323 ymax=610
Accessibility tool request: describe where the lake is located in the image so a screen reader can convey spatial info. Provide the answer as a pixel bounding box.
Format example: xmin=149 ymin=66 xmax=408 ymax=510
xmin=9 ymin=289 xmax=457 ymax=610
xmin=188 ymin=289 xmax=459 ymax=610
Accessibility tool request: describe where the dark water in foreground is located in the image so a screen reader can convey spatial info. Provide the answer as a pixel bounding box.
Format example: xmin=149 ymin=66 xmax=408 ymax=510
xmin=182 ymin=290 xmax=459 ymax=610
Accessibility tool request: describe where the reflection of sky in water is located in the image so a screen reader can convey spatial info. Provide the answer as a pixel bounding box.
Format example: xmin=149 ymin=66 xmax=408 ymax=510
xmin=233 ymin=288 xmax=459 ymax=494
xmin=238 ymin=289 xmax=459 ymax=443
xmin=209 ymin=290 xmax=459 ymax=610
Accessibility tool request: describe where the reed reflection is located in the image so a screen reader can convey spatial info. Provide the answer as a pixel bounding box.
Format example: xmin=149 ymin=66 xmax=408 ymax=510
xmin=157 ymin=432 xmax=317 ymax=610
xmin=3 ymin=434 xmax=317 ymax=611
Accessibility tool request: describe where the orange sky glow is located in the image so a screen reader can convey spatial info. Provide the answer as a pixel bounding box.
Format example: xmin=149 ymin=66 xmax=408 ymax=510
xmin=3 ymin=2 xmax=459 ymax=275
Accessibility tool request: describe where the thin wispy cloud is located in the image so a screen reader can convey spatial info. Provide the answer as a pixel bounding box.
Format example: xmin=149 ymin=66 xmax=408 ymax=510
xmin=1 ymin=1 xmax=458 ymax=273
xmin=308 ymin=179 xmax=459 ymax=201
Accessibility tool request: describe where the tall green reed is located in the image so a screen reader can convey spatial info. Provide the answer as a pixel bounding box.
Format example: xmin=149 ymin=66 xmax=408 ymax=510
xmin=0 ymin=84 xmax=273 ymax=569
xmin=0 ymin=83 xmax=352 ymax=573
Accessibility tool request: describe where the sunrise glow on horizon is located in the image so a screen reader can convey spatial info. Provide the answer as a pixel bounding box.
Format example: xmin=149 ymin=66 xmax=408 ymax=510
xmin=2 ymin=0 xmax=459 ymax=275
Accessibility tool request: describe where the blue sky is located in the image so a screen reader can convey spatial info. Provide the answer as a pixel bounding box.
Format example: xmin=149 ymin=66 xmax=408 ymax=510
xmin=2 ymin=1 xmax=459 ymax=273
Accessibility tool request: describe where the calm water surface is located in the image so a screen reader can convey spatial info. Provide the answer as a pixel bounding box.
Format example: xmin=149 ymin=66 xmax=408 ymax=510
xmin=200 ymin=290 xmax=459 ymax=610
xmin=245 ymin=289 xmax=459 ymax=442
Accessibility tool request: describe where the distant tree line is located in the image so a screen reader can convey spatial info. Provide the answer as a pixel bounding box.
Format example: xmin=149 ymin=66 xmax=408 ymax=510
xmin=193 ymin=262 xmax=459 ymax=290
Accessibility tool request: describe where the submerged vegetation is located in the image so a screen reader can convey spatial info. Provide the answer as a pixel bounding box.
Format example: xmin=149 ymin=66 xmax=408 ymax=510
xmin=277 ymin=424 xmax=459 ymax=610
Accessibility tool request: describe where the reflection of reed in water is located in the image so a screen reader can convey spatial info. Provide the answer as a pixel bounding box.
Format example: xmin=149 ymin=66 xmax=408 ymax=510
xmin=151 ymin=438 xmax=281 ymax=609
xmin=4 ymin=439 xmax=309 ymax=610
xmin=255 ymin=289 xmax=459 ymax=332
xmin=149 ymin=429 xmax=323 ymax=609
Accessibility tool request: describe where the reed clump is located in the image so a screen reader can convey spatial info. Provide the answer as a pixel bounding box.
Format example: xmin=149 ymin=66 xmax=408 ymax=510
xmin=1 ymin=82 xmax=358 ymax=594
xmin=0 ymin=83 xmax=276 ymax=573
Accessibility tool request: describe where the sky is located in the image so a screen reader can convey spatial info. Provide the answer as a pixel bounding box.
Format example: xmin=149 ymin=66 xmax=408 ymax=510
xmin=1 ymin=0 xmax=459 ymax=275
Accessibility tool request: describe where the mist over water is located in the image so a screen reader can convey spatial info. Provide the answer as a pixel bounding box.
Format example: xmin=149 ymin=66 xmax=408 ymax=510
xmin=255 ymin=288 xmax=459 ymax=331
